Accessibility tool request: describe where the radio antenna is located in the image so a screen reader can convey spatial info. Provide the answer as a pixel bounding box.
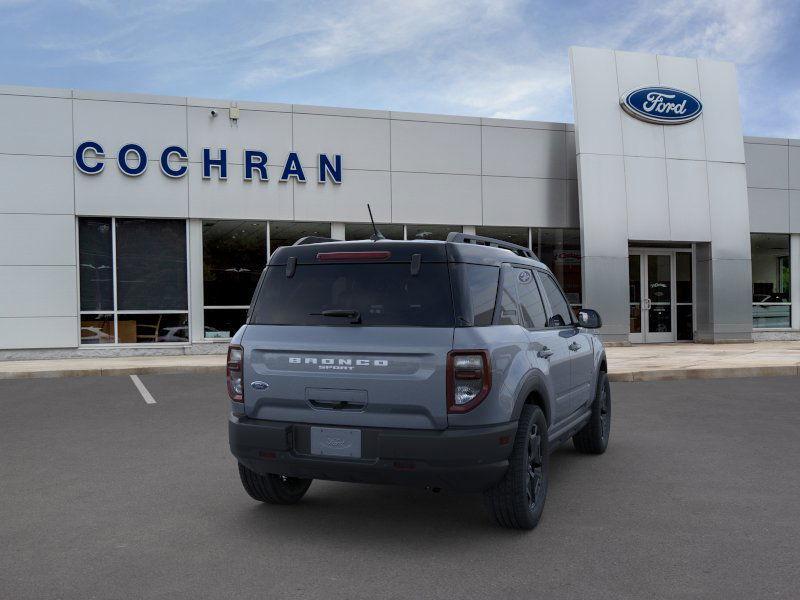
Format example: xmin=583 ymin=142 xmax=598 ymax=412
xmin=367 ymin=204 xmax=385 ymax=241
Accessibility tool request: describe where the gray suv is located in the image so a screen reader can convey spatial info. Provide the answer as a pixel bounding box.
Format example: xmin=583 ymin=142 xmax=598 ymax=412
xmin=228 ymin=233 xmax=610 ymax=529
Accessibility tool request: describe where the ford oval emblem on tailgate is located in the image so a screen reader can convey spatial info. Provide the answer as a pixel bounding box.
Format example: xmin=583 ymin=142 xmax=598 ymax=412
xmin=250 ymin=381 xmax=269 ymax=390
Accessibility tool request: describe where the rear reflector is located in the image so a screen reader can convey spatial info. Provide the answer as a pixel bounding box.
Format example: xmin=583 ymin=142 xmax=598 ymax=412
xmin=316 ymin=251 xmax=391 ymax=261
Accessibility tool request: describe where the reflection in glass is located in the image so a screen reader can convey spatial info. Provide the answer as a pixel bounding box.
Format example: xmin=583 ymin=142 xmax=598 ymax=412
xmin=345 ymin=223 xmax=404 ymax=240
xmin=116 ymin=219 xmax=188 ymax=311
xmin=677 ymin=305 xmax=693 ymax=341
xmin=533 ymin=228 xmax=581 ymax=305
xmin=676 ymin=252 xmax=692 ymax=304
xmin=203 ymin=221 xmax=266 ymax=307
xmin=649 ymin=304 xmax=671 ymax=333
xmin=630 ymin=304 xmax=642 ymax=334
xmin=475 ymin=226 xmax=529 ymax=250
xmin=406 ymin=224 xmax=462 ymax=241
xmin=79 ymin=218 xmax=114 ymax=311
xmin=204 ymin=308 xmax=249 ymax=339
xmin=269 ymin=221 xmax=331 ymax=256
xmin=117 ymin=313 xmax=189 ymax=344
xmin=80 ymin=314 xmax=115 ymax=344
xmin=647 ymin=255 xmax=671 ymax=303
xmin=629 ymin=255 xmax=641 ymax=303
xmin=751 ymin=234 xmax=791 ymax=328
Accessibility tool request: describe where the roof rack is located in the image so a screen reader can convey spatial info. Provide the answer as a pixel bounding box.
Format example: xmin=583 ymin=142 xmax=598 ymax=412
xmin=446 ymin=232 xmax=538 ymax=260
xmin=292 ymin=235 xmax=341 ymax=246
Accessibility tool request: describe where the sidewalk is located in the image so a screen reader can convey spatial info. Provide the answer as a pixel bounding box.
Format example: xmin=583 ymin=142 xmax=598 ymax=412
xmin=1 ymin=341 xmax=799 ymax=382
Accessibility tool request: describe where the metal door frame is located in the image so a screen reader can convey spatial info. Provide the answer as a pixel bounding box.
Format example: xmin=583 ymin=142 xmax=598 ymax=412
xmin=629 ymin=247 xmax=694 ymax=343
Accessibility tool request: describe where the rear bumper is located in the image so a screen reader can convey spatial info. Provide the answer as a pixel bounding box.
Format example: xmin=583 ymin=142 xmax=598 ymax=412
xmin=229 ymin=413 xmax=517 ymax=493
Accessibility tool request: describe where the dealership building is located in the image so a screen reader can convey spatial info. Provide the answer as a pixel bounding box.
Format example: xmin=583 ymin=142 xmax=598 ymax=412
xmin=1 ymin=46 xmax=799 ymax=357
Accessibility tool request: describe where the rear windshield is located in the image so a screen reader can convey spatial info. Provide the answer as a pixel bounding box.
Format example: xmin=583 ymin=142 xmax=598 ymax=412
xmin=250 ymin=263 xmax=455 ymax=327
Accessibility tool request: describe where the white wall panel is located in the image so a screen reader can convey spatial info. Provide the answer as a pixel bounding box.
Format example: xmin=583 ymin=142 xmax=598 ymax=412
xmin=482 ymin=176 xmax=566 ymax=227
xmin=74 ymin=99 xmax=187 ymax=160
xmin=791 ymin=190 xmax=800 ymax=233
xmin=624 ymin=156 xmax=670 ymax=240
xmin=708 ymin=162 xmax=751 ymax=259
xmin=482 ymin=127 xmax=565 ymax=179
xmin=391 ymin=173 xmax=481 ymax=225
xmin=293 ymin=114 xmax=389 ymax=172
xmin=615 ymin=51 xmax=665 ymax=159
xmin=187 ymin=106 xmax=292 ymax=166
xmin=748 ymin=188 xmax=790 ymax=233
xmin=391 ymin=121 xmax=481 ymax=175
xmin=576 ymin=154 xmax=628 ymax=256
xmin=666 ymin=159 xmax=711 ymax=242
xmin=657 ymin=54 xmax=706 ymax=161
xmin=0 ymin=214 xmax=75 ymax=265
xmin=0 ymin=155 xmax=74 ymax=214
xmin=0 ymin=316 xmax=78 ymax=349
xmin=565 ymin=132 xmax=577 ymax=179
xmin=75 ymin=163 xmax=188 ymax=218
xmin=697 ymin=59 xmax=745 ymax=164
xmin=788 ymin=146 xmax=800 ymax=190
xmin=569 ymin=47 xmax=623 ymax=156
xmin=745 ymin=143 xmax=789 ymax=189
xmin=188 ymin=168 xmax=293 ymax=221
xmin=294 ymin=169 xmax=390 ymax=222
xmin=0 ymin=95 xmax=73 ymax=156
xmin=0 ymin=266 xmax=76 ymax=317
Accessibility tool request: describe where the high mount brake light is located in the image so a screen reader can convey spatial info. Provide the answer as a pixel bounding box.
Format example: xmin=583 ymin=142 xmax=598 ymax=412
xmin=446 ymin=350 xmax=491 ymax=413
xmin=227 ymin=345 xmax=244 ymax=402
xmin=316 ymin=251 xmax=391 ymax=261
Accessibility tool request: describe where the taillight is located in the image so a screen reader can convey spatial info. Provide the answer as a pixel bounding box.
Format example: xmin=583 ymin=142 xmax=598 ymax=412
xmin=447 ymin=350 xmax=491 ymax=413
xmin=227 ymin=344 xmax=244 ymax=402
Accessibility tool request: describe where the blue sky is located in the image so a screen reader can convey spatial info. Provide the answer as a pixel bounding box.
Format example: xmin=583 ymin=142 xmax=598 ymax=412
xmin=2 ymin=0 xmax=799 ymax=136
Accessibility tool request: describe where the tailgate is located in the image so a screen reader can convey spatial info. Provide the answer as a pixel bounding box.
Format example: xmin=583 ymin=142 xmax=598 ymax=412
xmin=242 ymin=325 xmax=453 ymax=430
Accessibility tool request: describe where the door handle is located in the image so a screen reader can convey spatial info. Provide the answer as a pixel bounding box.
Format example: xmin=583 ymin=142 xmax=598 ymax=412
xmin=537 ymin=347 xmax=554 ymax=359
xmin=569 ymin=342 xmax=581 ymax=352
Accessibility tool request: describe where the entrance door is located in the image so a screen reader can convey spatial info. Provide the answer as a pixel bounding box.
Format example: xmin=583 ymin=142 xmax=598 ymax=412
xmin=629 ymin=249 xmax=694 ymax=343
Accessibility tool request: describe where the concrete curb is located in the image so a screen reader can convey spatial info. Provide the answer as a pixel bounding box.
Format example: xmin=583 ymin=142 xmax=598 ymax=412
xmin=608 ymin=365 xmax=800 ymax=382
xmin=0 ymin=364 xmax=225 ymax=381
xmin=1 ymin=363 xmax=798 ymax=382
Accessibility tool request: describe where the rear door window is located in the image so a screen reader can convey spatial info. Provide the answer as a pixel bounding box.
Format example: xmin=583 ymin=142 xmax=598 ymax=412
xmin=539 ymin=271 xmax=573 ymax=327
xmin=250 ymin=263 xmax=454 ymax=327
xmin=496 ymin=266 xmax=520 ymax=325
xmin=450 ymin=264 xmax=500 ymax=326
xmin=515 ymin=268 xmax=547 ymax=329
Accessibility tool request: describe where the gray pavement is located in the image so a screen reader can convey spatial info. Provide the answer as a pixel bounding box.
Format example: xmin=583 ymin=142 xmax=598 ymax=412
xmin=1 ymin=374 xmax=799 ymax=599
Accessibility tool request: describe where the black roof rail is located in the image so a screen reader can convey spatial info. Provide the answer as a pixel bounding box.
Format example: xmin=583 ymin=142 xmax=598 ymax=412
xmin=446 ymin=232 xmax=538 ymax=260
xmin=292 ymin=235 xmax=341 ymax=246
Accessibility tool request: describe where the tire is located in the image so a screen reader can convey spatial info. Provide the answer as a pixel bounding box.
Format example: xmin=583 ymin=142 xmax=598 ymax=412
xmin=483 ymin=405 xmax=549 ymax=530
xmin=573 ymin=371 xmax=611 ymax=455
xmin=237 ymin=463 xmax=312 ymax=505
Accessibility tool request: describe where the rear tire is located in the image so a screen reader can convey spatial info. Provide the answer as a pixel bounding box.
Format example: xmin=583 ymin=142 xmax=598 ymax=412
xmin=238 ymin=463 xmax=312 ymax=505
xmin=483 ymin=405 xmax=549 ymax=530
xmin=573 ymin=371 xmax=611 ymax=454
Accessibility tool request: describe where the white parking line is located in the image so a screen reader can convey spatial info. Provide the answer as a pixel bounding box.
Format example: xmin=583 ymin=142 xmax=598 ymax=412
xmin=130 ymin=375 xmax=156 ymax=404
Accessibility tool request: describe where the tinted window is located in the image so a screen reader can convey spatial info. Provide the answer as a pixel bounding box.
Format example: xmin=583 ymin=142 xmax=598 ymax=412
xmin=115 ymin=219 xmax=187 ymax=311
xmin=202 ymin=220 xmax=266 ymax=306
xmin=540 ymin=272 xmax=572 ymax=327
xmin=497 ymin=267 xmax=519 ymax=326
xmin=251 ymin=263 xmax=454 ymax=327
xmin=515 ymin=268 xmax=547 ymax=329
xmin=79 ymin=218 xmax=114 ymax=311
xmin=460 ymin=264 xmax=499 ymax=326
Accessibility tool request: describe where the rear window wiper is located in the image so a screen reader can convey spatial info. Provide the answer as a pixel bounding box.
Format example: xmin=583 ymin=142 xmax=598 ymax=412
xmin=309 ymin=309 xmax=362 ymax=324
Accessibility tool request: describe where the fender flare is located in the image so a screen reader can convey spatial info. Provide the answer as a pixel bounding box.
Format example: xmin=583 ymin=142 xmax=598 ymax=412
xmin=511 ymin=369 xmax=554 ymax=426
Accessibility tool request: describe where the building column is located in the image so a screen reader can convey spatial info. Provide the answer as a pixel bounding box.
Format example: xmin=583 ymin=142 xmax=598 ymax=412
xmin=188 ymin=219 xmax=205 ymax=344
xmin=331 ymin=222 xmax=345 ymax=240
xmin=792 ymin=234 xmax=800 ymax=331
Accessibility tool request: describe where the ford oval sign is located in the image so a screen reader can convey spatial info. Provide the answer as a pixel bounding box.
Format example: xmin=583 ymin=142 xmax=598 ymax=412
xmin=620 ymin=87 xmax=702 ymax=125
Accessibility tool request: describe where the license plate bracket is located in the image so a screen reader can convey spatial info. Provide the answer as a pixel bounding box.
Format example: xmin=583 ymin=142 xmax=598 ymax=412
xmin=310 ymin=427 xmax=362 ymax=458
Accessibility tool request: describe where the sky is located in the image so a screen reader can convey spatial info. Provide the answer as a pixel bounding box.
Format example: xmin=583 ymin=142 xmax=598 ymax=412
xmin=1 ymin=0 xmax=799 ymax=137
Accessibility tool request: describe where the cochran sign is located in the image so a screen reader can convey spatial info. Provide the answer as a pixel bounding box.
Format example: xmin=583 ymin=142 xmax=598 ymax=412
xmin=74 ymin=141 xmax=343 ymax=184
xmin=620 ymin=87 xmax=702 ymax=125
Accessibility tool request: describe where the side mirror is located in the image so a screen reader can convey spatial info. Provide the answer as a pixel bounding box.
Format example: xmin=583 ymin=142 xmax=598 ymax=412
xmin=577 ymin=309 xmax=602 ymax=329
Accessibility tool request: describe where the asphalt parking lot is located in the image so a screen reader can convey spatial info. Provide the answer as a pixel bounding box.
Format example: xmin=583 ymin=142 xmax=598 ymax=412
xmin=1 ymin=375 xmax=799 ymax=599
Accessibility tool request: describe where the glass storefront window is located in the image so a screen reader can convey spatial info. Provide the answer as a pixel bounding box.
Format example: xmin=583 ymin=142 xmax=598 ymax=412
xmin=269 ymin=221 xmax=331 ymax=256
xmin=751 ymin=234 xmax=791 ymax=328
xmin=475 ymin=226 xmax=529 ymax=250
xmin=533 ymin=228 xmax=582 ymax=307
xmin=406 ymin=224 xmax=462 ymax=241
xmin=77 ymin=217 xmax=189 ymax=345
xmin=345 ymin=223 xmax=404 ymax=240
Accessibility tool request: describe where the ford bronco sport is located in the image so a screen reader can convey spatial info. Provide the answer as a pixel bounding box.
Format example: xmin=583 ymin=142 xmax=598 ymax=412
xmin=228 ymin=232 xmax=610 ymax=529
